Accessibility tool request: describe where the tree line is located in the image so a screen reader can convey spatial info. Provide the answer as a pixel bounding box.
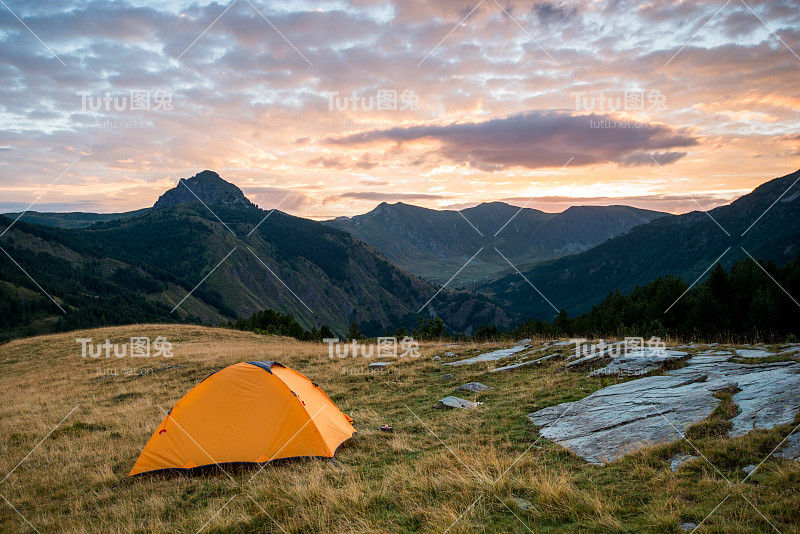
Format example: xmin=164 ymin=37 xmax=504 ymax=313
xmin=492 ymin=254 xmax=800 ymax=343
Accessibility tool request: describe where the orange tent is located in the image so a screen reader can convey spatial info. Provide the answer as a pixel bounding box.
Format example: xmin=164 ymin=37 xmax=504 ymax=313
xmin=129 ymin=361 xmax=355 ymax=476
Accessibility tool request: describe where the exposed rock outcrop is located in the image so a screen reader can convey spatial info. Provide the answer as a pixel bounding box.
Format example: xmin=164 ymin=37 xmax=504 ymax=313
xmin=529 ymin=353 xmax=800 ymax=464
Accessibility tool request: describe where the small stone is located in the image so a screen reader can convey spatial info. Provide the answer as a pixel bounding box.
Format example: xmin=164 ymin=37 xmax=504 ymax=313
xmin=432 ymin=356 xmax=441 ymax=361
xmin=440 ymin=374 xmax=454 ymax=381
xmin=444 ymin=351 xmax=455 ymax=357
xmin=368 ymin=362 xmax=392 ymax=369
xmin=743 ymin=464 xmax=756 ymax=475
xmin=512 ymin=497 xmax=532 ymax=511
xmin=455 ymin=382 xmax=493 ymax=393
xmin=679 ymin=522 xmax=698 ymax=531
xmin=669 ymin=454 xmax=698 ymax=472
xmin=438 ymin=396 xmax=482 ymax=409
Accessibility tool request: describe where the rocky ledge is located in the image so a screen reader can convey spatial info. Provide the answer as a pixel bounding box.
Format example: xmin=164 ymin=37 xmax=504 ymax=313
xmin=529 ymin=349 xmax=800 ymax=464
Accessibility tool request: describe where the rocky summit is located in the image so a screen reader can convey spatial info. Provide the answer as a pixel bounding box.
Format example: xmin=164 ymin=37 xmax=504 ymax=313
xmin=153 ymin=170 xmax=257 ymax=210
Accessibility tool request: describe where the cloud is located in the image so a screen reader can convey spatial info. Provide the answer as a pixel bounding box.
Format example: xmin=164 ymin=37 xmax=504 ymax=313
xmin=500 ymin=193 xmax=736 ymax=205
xmin=324 ymin=192 xmax=445 ymax=204
xmin=326 ymin=111 xmax=698 ymax=170
xmin=497 ymin=191 xmax=746 ymax=214
xmin=0 ymin=0 xmax=796 ymax=218
xmin=308 ymin=156 xmax=349 ymax=169
xmin=307 ymin=154 xmax=378 ymax=170
xmin=239 ymin=187 xmax=309 ymax=210
xmin=531 ymin=1 xmax=579 ymax=25
xmin=359 ymin=179 xmax=390 ymax=186
xmin=619 ymin=151 xmax=688 ymax=167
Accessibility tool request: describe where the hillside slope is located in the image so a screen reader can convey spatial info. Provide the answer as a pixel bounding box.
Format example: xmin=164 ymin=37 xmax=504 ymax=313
xmin=487 ymin=168 xmax=800 ymax=320
xmin=0 ymin=172 xmax=511 ymax=340
xmin=0 ymin=209 xmax=149 ymax=229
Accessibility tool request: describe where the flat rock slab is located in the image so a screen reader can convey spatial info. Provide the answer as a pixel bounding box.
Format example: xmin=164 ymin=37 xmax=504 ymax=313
xmin=445 ymin=344 xmax=529 ymax=366
xmin=735 ymin=348 xmax=775 ymax=358
xmin=775 ymin=432 xmax=800 ymax=461
xmin=438 ymin=396 xmax=481 ymax=409
xmin=490 ymin=360 xmax=538 ymax=372
xmin=529 ymin=359 xmax=800 ymax=464
xmin=368 ymin=362 xmax=392 ymax=368
xmin=588 ymin=349 xmax=687 ymax=377
xmin=564 ymin=342 xmax=626 ymax=367
xmin=529 ymin=373 xmax=718 ymax=465
xmin=490 ymin=351 xmax=567 ymax=372
xmin=455 ymin=382 xmax=493 ymax=393
xmin=721 ymin=362 xmax=800 ymax=437
xmin=687 ymin=354 xmax=732 ymax=365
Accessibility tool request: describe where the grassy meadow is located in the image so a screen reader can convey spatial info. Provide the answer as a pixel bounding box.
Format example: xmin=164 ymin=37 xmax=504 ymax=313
xmin=0 ymin=325 xmax=798 ymax=533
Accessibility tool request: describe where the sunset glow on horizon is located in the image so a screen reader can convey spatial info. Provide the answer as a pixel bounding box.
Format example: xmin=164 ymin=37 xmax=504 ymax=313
xmin=1 ymin=0 xmax=798 ymax=219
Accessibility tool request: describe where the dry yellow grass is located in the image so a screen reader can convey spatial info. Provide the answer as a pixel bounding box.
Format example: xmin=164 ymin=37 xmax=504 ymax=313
xmin=0 ymin=325 xmax=798 ymax=533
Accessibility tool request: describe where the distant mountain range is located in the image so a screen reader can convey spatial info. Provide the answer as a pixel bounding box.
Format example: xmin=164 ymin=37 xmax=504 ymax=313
xmin=1 ymin=209 xmax=147 ymax=229
xmin=3 ymin=170 xmax=256 ymax=230
xmin=0 ymin=171 xmax=510 ymax=340
xmin=324 ymin=202 xmax=665 ymax=286
xmin=2 ymin=168 xmax=798 ymax=341
xmin=486 ymin=168 xmax=800 ymax=320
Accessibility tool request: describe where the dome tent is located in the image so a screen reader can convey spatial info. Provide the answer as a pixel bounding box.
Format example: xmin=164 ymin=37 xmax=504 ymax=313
xmin=129 ymin=361 xmax=355 ymax=476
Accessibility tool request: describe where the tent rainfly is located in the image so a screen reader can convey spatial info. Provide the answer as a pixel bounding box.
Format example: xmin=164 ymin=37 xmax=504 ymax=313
xmin=129 ymin=361 xmax=355 ymax=476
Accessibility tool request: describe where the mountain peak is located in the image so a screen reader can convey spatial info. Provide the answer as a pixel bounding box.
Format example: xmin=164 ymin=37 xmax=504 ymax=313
xmin=153 ymin=170 xmax=256 ymax=210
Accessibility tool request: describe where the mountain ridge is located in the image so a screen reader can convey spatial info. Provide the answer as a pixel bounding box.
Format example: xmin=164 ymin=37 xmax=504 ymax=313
xmin=0 ymin=171 xmax=513 ymax=341
xmin=324 ymin=200 xmax=667 ymax=285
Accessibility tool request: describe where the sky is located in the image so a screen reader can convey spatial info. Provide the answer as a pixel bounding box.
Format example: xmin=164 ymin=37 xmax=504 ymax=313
xmin=0 ymin=0 xmax=798 ymax=219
